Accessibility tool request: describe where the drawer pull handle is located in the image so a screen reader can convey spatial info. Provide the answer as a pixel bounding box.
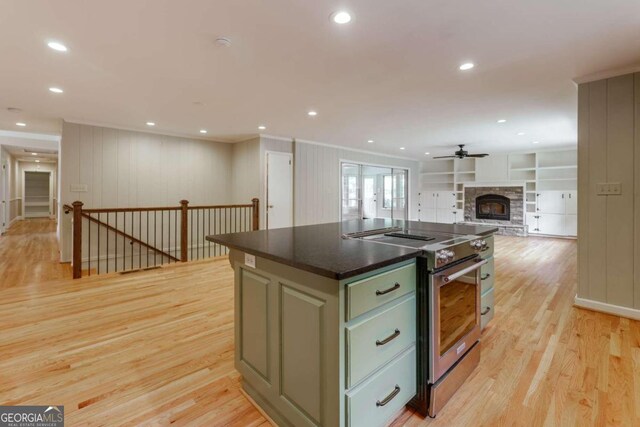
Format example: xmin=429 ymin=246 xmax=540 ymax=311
xmin=376 ymin=385 xmax=401 ymax=407
xmin=376 ymin=283 xmax=400 ymax=296
xmin=481 ymin=273 xmax=491 ymax=280
xmin=376 ymin=329 xmax=400 ymax=346
xmin=481 ymin=307 xmax=491 ymax=316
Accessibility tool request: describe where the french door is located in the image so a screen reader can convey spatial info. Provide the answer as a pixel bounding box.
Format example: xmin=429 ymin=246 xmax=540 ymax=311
xmin=340 ymin=162 xmax=408 ymax=221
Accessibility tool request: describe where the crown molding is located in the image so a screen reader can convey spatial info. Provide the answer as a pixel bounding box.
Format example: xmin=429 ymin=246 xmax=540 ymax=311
xmin=573 ymin=63 xmax=640 ymax=84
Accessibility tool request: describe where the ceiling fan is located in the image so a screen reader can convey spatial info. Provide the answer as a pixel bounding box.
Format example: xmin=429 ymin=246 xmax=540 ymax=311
xmin=433 ymin=144 xmax=489 ymax=159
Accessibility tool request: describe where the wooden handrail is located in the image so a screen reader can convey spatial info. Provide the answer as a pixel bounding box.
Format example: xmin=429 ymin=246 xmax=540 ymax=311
xmin=82 ymin=212 xmax=180 ymax=262
xmin=65 ymin=198 xmax=259 ymax=278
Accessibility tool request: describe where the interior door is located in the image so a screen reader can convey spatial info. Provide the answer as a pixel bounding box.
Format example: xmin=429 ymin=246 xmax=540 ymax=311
xmin=341 ymin=163 xmax=361 ymax=220
xmin=266 ymin=152 xmax=293 ymax=229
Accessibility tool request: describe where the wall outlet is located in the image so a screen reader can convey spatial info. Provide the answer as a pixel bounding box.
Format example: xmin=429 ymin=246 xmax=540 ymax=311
xmin=596 ymin=182 xmax=622 ymax=195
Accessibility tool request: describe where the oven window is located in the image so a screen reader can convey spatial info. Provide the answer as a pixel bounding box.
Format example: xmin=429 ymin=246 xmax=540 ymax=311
xmin=439 ymin=273 xmax=477 ymax=356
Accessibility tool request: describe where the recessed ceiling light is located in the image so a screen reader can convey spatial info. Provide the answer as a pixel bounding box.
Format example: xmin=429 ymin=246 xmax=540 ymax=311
xmin=49 ymin=87 xmax=63 ymax=93
xmin=199 ymin=129 xmax=207 ymax=134
xmin=367 ymin=140 xmax=374 ymax=143
xmin=35 ymin=160 xmax=41 ymax=163
xmin=258 ymin=125 xmax=266 ymax=130
xmin=32 ymin=152 xmax=37 ymax=156
xmin=146 ymin=122 xmax=155 ymax=126
xmin=425 ymin=152 xmax=430 ymax=155
xmin=308 ymin=111 xmax=317 ymax=117
xmin=400 ymin=147 xmax=406 ymax=150
xmin=331 ymin=11 xmax=352 ymax=24
xmin=459 ymin=62 xmax=474 ymax=71
xmin=16 ymin=122 xmax=26 ymax=127
xmin=517 ymin=132 xmax=525 ymax=136
xmin=497 ymin=119 xmax=506 ymax=123
xmin=532 ymin=141 xmax=540 ymax=144
xmin=47 ymin=41 xmax=68 ymax=52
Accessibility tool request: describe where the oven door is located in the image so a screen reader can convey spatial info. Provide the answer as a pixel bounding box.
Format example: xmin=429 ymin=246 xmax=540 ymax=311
xmin=429 ymin=256 xmax=487 ymax=383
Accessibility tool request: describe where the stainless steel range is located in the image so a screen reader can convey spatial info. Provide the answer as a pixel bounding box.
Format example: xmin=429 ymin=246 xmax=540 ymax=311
xmin=347 ymin=227 xmax=490 ymax=417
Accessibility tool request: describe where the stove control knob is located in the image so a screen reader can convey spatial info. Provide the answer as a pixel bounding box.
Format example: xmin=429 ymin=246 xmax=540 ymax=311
xmin=445 ymin=250 xmax=455 ymax=259
xmin=480 ymin=240 xmax=487 ymax=249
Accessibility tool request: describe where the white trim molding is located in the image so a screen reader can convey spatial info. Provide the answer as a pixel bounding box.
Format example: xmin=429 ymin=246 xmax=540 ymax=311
xmin=574 ymin=296 xmax=640 ymax=321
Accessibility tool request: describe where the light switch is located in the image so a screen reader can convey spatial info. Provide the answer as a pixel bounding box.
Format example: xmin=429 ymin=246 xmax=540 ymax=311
xmin=596 ymin=182 xmax=621 ymax=195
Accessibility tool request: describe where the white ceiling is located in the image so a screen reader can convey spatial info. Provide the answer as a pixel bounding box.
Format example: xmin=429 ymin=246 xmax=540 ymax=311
xmin=0 ymin=0 xmax=639 ymax=158
xmin=4 ymin=144 xmax=58 ymax=164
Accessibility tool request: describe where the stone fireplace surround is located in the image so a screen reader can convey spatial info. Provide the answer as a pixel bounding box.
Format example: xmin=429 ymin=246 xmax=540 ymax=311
xmin=462 ymin=185 xmax=528 ymax=236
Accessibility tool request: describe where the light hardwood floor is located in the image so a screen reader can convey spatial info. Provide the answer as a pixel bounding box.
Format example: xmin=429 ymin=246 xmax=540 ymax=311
xmin=1 ymin=221 xmax=639 ymax=426
xmin=0 ymin=218 xmax=71 ymax=289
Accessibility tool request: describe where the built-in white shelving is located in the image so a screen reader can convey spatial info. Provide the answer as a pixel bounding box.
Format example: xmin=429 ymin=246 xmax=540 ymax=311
xmin=420 ymin=148 xmax=577 ymax=234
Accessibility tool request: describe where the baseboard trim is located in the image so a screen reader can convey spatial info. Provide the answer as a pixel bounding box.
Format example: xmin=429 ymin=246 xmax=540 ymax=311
xmin=574 ymin=296 xmax=640 ymax=321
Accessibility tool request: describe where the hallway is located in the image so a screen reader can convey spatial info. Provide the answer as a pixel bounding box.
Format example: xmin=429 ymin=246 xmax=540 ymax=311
xmin=0 ymin=219 xmax=71 ymax=289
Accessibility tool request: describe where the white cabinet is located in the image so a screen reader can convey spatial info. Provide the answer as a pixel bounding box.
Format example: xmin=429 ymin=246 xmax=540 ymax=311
xmin=565 ymin=191 xmax=577 ymax=215
xmin=538 ymin=213 xmax=565 ymax=236
xmin=436 ymin=191 xmax=456 ymax=209
xmin=535 ymin=191 xmax=577 ymax=237
xmin=419 ymin=192 xmax=457 ymax=224
xmin=537 ymin=191 xmax=565 ymax=214
xmin=564 ymin=214 xmax=577 ymax=236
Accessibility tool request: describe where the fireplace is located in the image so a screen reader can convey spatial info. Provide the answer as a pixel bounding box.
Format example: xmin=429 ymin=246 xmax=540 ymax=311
xmin=476 ymin=194 xmax=510 ymax=221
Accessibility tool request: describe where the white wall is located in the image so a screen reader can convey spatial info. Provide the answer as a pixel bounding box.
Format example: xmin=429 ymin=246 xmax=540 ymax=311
xmin=294 ymin=141 xmax=420 ymax=226
xmin=59 ymin=122 xmax=235 ymax=261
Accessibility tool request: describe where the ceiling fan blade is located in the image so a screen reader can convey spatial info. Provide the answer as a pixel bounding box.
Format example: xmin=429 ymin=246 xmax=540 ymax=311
xmin=466 ymin=154 xmax=489 ymax=158
xmin=432 ymin=155 xmax=457 ymax=159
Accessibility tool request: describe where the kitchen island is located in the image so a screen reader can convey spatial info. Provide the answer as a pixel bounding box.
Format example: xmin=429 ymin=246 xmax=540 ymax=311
xmin=207 ymin=219 xmax=497 ymax=427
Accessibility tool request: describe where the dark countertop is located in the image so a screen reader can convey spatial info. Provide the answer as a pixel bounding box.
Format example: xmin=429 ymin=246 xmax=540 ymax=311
xmin=206 ymin=219 xmax=497 ymax=280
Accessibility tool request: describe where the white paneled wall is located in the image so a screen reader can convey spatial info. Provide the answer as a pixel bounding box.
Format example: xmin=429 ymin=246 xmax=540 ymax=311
xmin=294 ymin=142 xmax=419 ymax=226
xmin=59 ymin=122 xmax=235 ymax=261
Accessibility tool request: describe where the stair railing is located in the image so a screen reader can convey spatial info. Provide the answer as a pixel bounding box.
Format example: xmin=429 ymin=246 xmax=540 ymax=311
xmin=64 ymin=198 xmax=259 ymax=279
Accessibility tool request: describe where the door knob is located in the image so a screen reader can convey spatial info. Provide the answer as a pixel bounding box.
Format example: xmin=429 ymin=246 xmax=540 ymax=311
xmin=268 ymin=205 xmax=274 ymax=208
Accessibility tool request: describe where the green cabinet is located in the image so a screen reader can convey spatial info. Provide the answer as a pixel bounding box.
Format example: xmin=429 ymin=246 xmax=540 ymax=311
xmin=230 ymin=251 xmax=417 ymax=427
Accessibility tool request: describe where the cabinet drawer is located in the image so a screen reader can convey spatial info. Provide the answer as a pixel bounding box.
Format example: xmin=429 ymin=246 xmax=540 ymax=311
xmin=347 ymin=345 xmax=416 ymax=427
xmin=346 ymin=295 xmax=416 ymax=388
xmin=479 ymin=235 xmax=494 ymax=259
xmin=481 ymin=288 xmax=495 ymax=330
xmin=480 ymin=256 xmax=494 ymax=294
xmin=347 ymin=263 xmax=416 ymax=320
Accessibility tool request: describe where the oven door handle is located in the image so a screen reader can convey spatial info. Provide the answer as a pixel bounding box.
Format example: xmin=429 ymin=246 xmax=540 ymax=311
xmin=442 ymin=259 xmax=488 ymax=283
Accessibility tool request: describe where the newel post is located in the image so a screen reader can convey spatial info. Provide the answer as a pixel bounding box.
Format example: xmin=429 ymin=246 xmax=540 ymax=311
xmin=252 ymin=198 xmax=259 ymax=231
xmin=72 ymin=201 xmax=84 ymax=279
xmin=180 ymin=200 xmax=189 ymax=262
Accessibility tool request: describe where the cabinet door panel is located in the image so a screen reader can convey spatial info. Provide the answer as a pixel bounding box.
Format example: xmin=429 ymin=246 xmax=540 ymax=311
xmin=564 ymin=214 xmax=577 ymax=236
xmin=436 ymin=209 xmax=455 ymax=224
xmin=420 ymin=208 xmax=436 ymax=222
xmin=421 ymin=192 xmax=437 ymax=209
xmin=436 ymin=192 xmax=456 ymax=209
xmin=538 ymin=213 xmax=565 ymax=235
xmin=565 ymin=191 xmax=578 ymax=215
xmin=537 ymin=191 xmax=565 ymax=214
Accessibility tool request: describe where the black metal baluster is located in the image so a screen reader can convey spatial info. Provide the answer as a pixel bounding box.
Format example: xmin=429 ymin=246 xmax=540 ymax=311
xmin=190 ymin=209 xmax=194 ymax=261
xmin=106 ymin=213 xmax=109 ymax=274
xmin=161 ymin=210 xmax=164 ymax=265
xmin=115 ymin=213 xmax=119 ymax=272
xmin=154 ymin=211 xmax=157 ymax=266
xmin=123 ymin=211 xmax=126 ymax=271
xmin=88 ymin=216 xmax=91 ymax=277
xmin=146 ymin=211 xmax=149 ymax=268
xmin=207 ymin=209 xmax=211 ymax=258
xmin=97 ymin=213 xmax=101 ymax=275
xmin=138 ymin=211 xmax=141 ymax=269
xmin=131 ymin=211 xmax=134 ymax=270
xmin=174 ymin=210 xmax=177 ymax=262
